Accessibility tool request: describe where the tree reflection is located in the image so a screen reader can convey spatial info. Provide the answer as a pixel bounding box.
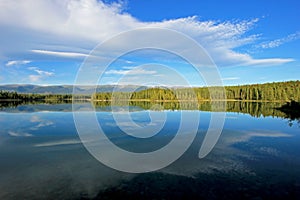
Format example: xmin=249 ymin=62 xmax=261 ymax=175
xmin=1 ymin=100 xmax=298 ymax=123
xmin=93 ymin=101 xmax=287 ymax=118
xmin=276 ymin=101 xmax=300 ymax=126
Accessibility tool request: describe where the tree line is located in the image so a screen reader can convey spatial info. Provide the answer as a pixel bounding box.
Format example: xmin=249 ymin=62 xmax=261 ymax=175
xmin=92 ymin=81 xmax=300 ymax=102
xmin=0 ymin=90 xmax=73 ymax=101
xmin=225 ymin=81 xmax=300 ymax=101
xmin=1 ymin=81 xmax=300 ymax=102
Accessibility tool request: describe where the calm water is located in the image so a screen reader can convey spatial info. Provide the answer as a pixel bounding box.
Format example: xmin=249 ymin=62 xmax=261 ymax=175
xmin=0 ymin=102 xmax=299 ymax=199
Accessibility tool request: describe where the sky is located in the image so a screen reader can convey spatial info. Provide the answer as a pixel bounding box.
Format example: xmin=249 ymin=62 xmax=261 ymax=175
xmin=0 ymin=0 xmax=299 ymax=86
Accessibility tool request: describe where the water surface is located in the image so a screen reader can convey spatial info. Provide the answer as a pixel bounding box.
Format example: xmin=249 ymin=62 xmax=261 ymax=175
xmin=0 ymin=102 xmax=299 ymax=199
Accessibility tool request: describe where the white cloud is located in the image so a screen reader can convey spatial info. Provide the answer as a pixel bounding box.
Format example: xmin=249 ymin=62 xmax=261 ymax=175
xmin=247 ymin=58 xmax=294 ymax=65
xmin=125 ymin=60 xmax=134 ymax=64
xmin=222 ymin=77 xmax=240 ymax=81
xmin=105 ymin=68 xmax=157 ymax=75
xmin=258 ymin=31 xmax=300 ymax=49
xmin=31 ymin=49 xmax=89 ymax=58
xmin=105 ymin=70 xmax=131 ymax=75
xmin=0 ymin=0 xmax=294 ymax=67
xmin=5 ymin=60 xmax=31 ymax=67
xmin=35 ymin=69 xmax=54 ymax=76
xmin=28 ymin=67 xmax=55 ymax=82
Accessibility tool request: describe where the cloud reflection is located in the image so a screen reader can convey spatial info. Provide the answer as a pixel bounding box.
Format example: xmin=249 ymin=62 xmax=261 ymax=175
xmin=34 ymin=139 xmax=82 ymax=147
xmin=8 ymin=131 xmax=33 ymax=137
xmin=30 ymin=115 xmax=54 ymax=130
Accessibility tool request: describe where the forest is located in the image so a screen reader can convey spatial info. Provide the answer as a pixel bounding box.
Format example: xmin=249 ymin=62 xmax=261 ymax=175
xmin=92 ymin=81 xmax=300 ymax=102
xmin=1 ymin=81 xmax=300 ymax=102
xmin=0 ymin=91 xmax=73 ymax=101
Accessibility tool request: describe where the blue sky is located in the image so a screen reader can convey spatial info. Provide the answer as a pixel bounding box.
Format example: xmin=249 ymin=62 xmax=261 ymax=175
xmin=0 ymin=0 xmax=299 ymax=86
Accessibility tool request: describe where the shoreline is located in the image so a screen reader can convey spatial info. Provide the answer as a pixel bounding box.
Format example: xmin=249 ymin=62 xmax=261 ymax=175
xmin=0 ymin=99 xmax=290 ymax=103
xmin=91 ymin=99 xmax=289 ymax=103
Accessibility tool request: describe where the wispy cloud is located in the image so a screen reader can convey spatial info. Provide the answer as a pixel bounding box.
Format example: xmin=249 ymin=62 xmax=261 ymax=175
xmin=5 ymin=60 xmax=31 ymax=67
xmin=31 ymin=49 xmax=89 ymax=58
xmin=222 ymin=77 xmax=240 ymax=81
xmin=257 ymin=31 xmax=300 ymax=49
xmin=35 ymin=69 xmax=54 ymax=76
xmin=247 ymin=58 xmax=294 ymax=65
xmin=28 ymin=67 xmax=55 ymax=82
xmin=105 ymin=68 xmax=157 ymax=75
xmin=125 ymin=60 xmax=134 ymax=64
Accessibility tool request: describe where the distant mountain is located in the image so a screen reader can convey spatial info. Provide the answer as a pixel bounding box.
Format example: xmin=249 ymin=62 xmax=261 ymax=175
xmin=0 ymin=84 xmax=148 ymax=94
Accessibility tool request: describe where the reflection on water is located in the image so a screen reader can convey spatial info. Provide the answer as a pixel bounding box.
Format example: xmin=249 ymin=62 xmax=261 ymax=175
xmin=0 ymin=100 xmax=289 ymax=118
xmin=0 ymin=102 xmax=299 ymax=199
xmin=276 ymin=101 xmax=300 ymax=126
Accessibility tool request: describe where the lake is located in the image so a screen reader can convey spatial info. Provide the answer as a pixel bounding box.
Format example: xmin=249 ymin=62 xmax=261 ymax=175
xmin=0 ymin=101 xmax=299 ymax=199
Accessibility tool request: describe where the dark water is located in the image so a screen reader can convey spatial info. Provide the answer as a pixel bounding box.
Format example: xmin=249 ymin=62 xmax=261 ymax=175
xmin=0 ymin=102 xmax=299 ymax=199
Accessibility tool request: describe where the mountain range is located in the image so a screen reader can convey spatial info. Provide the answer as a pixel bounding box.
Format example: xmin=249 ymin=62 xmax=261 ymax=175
xmin=0 ymin=84 xmax=148 ymax=94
